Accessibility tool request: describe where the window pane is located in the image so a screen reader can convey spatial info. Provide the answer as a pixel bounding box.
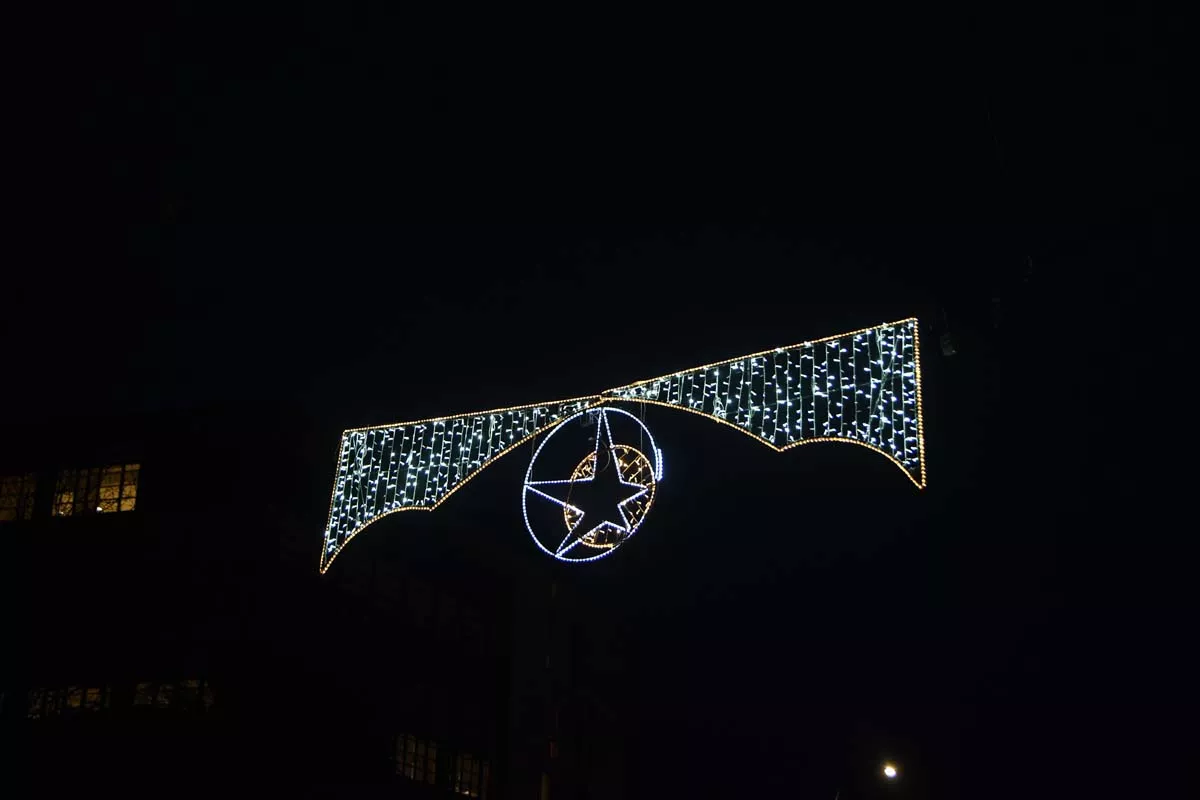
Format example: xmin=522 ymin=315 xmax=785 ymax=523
xmin=454 ymin=753 xmax=483 ymax=797
xmin=119 ymin=466 xmax=139 ymax=511
xmin=134 ymin=682 xmax=154 ymax=705
xmin=54 ymin=468 xmax=78 ymax=516
xmin=202 ymin=683 xmax=215 ymax=711
xmin=0 ymin=475 xmax=34 ymax=521
xmin=85 ymin=688 xmax=101 ymax=710
xmin=75 ymin=483 xmax=98 ymax=513
xmin=52 ymin=467 xmax=139 ymax=515
xmin=55 ymin=493 xmax=74 ymax=516
xmin=179 ymin=680 xmax=199 ymax=710
xmin=403 ymin=735 xmax=417 ymax=778
xmin=67 ymin=686 xmax=82 ymax=709
xmin=27 ymin=689 xmax=44 ymax=719
xmin=156 ymin=683 xmax=174 ymax=708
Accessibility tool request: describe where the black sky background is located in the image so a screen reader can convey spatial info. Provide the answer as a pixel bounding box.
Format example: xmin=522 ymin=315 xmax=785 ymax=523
xmin=7 ymin=5 xmax=1181 ymax=797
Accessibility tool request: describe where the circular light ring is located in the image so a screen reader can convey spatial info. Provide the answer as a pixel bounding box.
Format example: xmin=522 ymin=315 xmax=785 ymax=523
xmin=522 ymin=406 xmax=663 ymax=563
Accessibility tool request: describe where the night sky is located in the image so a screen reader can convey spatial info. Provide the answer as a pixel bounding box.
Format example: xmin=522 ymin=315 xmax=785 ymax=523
xmin=9 ymin=6 xmax=1178 ymax=798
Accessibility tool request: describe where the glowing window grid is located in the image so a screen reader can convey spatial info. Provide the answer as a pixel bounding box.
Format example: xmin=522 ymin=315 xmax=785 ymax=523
xmin=0 ymin=473 xmax=37 ymax=521
xmin=53 ymin=464 xmax=140 ymax=516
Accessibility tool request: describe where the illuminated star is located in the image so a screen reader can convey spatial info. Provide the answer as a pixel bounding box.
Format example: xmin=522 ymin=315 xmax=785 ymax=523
xmin=525 ymin=410 xmax=649 ymax=556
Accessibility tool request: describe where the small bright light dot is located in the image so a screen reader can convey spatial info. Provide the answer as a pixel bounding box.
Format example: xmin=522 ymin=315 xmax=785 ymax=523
xmin=883 ymin=764 xmax=898 ymax=779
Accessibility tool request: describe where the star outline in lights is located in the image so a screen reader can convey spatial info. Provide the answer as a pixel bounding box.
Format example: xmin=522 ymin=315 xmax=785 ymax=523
xmin=524 ymin=408 xmax=656 ymax=559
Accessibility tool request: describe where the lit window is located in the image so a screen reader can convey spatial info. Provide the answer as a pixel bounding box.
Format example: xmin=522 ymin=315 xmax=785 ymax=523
xmin=454 ymin=752 xmax=489 ymax=798
xmin=398 ymin=734 xmax=416 ymax=779
xmin=0 ymin=473 xmax=36 ymax=521
xmin=132 ymin=680 xmax=212 ymax=711
xmin=27 ymin=686 xmax=112 ymax=719
xmin=397 ymin=734 xmax=437 ymax=785
xmin=178 ymin=679 xmax=199 ymax=710
xmin=27 ymin=689 xmax=45 ymax=720
xmin=202 ymin=682 xmax=215 ymax=711
xmin=43 ymin=689 xmax=64 ymax=717
xmin=134 ymin=682 xmax=154 ymax=706
xmin=54 ymin=463 xmax=139 ymax=516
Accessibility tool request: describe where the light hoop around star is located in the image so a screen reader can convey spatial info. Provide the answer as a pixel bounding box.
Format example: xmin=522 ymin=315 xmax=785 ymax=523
xmin=522 ymin=407 xmax=664 ymax=563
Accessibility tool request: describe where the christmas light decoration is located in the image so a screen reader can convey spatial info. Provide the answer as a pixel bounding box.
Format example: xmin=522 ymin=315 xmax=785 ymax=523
xmin=320 ymin=318 xmax=925 ymax=572
xmin=522 ymin=407 xmax=662 ymax=562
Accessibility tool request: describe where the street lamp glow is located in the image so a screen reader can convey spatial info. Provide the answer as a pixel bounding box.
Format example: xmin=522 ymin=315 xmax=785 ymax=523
xmin=883 ymin=764 xmax=898 ymax=780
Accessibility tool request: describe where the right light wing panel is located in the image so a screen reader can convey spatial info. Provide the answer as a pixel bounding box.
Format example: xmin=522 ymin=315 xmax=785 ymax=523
xmin=604 ymin=317 xmax=926 ymax=488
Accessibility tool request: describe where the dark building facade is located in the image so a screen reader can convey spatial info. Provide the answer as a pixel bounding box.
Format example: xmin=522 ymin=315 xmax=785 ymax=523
xmin=2 ymin=408 xmax=619 ymax=799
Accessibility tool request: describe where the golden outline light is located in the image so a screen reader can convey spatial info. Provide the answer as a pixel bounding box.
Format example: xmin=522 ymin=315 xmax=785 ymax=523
xmin=342 ymin=394 xmax=604 ymax=434
xmin=320 ymin=319 xmax=926 ymax=572
xmin=607 ymin=397 xmax=924 ymax=489
xmin=562 ymin=443 xmax=657 ymax=550
xmin=912 ymin=318 xmax=928 ymax=489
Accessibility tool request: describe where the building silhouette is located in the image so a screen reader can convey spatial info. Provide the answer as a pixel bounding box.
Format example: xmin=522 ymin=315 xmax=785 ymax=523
xmin=2 ymin=408 xmax=622 ymax=799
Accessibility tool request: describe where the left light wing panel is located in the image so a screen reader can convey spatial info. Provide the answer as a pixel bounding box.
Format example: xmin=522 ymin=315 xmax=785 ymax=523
xmin=321 ymin=396 xmax=600 ymax=572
